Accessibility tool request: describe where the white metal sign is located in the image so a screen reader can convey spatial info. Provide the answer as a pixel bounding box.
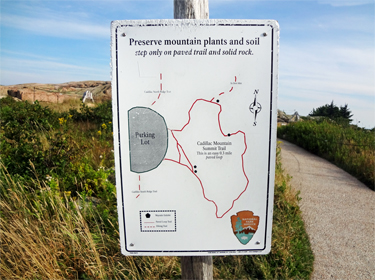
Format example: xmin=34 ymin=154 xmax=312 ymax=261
xmin=111 ymin=19 xmax=279 ymax=256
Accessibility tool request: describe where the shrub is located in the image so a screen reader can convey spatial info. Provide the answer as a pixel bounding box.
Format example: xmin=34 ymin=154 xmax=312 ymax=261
xmin=67 ymin=100 xmax=112 ymax=124
xmin=0 ymin=97 xmax=62 ymax=179
xmin=0 ymin=97 xmax=113 ymax=196
xmin=278 ymin=120 xmax=375 ymax=190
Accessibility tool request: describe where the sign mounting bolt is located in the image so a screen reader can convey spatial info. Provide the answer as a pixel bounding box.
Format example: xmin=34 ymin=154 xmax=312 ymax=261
xmin=122 ymin=33 xmax=126 ymax=37
xmin=262 ymin=32 xmax=267 ymax=37
xmin=130 ymin=243 xmax=134 ymax=247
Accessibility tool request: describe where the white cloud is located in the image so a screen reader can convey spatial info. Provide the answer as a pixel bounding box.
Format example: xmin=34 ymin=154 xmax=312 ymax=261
xmin=1 ymin=55 xmax=101 ymax=71
xmin=278 ymin=42 xmax=375 ymax=128
xmin=0 ymin=56 xmax=109 ymax=85
xmin=280 ymin=43 xmax=374 ymax=96
xmin=1 ymin=50 xmax=61 ymax=61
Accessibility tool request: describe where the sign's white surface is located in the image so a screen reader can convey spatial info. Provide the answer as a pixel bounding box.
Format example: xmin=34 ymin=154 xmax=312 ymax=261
xmin=111 ymin=19 xmax=279 ymax=256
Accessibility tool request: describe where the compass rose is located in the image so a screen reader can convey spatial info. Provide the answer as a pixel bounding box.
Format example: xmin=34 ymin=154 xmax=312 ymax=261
xmin=249 ymin=89 xmax=262 ymax=126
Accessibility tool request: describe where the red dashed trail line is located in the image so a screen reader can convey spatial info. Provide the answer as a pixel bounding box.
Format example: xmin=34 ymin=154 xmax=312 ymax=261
xmin=136 ymin=175 xmax=141 ymax=198
xmin=218 ymin=75 xmax=236 ymax=97
xmin=164 ymin=95 xmax=249 ymax=219
xmin=151 ymin=73 xmax=163 ymax=106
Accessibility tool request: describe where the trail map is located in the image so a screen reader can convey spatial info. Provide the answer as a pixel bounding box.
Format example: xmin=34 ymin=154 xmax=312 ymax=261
xmin=111 ymin=19 xmax=279 ymax=256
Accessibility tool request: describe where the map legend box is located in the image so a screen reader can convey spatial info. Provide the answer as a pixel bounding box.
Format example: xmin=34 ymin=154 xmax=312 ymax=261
xmin=140 ymin=210 xmax=177 ymax=232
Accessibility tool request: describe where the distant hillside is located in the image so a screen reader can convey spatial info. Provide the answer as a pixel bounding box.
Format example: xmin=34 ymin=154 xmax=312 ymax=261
xmin=0 ymin=81 xmax=111 ymax=103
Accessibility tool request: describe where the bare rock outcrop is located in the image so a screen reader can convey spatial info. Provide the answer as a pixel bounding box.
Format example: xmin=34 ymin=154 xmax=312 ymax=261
xmin=277 ymin=110 xmax=302 ymax=125
xmin=2 ymin=81 xmax=111 ymax=103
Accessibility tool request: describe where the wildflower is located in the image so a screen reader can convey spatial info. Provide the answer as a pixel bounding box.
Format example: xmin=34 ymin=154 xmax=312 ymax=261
xmin=68 ymin=114 xmax=73 ymax=118
xmin=46 ymin=175 xmax=52 ymax=181
xmin=102 ymin=123 xmax=107 ymax=130
xmin=97 ymin=130 xmax=102 ymax=135
xmin=59 ymin=117 xmax=66 ymax=125
xmin=64 ymin=191 xmax=71 ymax=197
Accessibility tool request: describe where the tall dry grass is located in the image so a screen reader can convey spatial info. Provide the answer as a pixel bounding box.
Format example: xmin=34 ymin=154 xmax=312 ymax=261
xmin=0 ymin=165 xmax=105 ymax=279
xmin=0 ymin=164 xmax=180 ymax=279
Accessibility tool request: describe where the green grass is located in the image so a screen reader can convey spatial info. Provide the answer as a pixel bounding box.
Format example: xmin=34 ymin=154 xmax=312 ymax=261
xmin=278 ymin=119 xmax=375 ymax=190
xmin=0 ymin=97 xmax=314 ymax=279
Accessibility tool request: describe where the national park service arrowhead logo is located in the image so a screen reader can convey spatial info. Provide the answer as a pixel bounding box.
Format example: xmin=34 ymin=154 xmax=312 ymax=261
xmin=231 ymin=211 xmax=260 ymax=245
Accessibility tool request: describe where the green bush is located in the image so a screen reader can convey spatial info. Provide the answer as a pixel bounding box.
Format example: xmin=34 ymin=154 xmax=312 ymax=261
xmin=67 ymin=100 xmax=112 ymax=124
xmin=0 ymin=97 xmax=61 ymax=179
xmin=278 ymin=120 xmax=375 ymax=190
xmin=0 ymin=97 xmax=114 ymax=196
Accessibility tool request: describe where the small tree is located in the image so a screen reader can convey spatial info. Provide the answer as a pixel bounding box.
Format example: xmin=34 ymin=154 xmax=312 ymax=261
xmin=339 ymin=104 xmax=353 ymax=122
xmin=309 ymin=101 xmax=353 ymax=125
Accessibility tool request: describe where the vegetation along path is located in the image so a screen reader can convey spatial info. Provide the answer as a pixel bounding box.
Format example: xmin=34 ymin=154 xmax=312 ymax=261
xmin=279 ymin=139 xmax=375 ymax=280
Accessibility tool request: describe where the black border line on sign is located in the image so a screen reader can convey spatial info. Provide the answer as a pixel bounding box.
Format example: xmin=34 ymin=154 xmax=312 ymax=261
xmin=115 ymin=26 xmax=126 ymax=254
xmin=265 ymin=23 xmax=274 ymax=254
xmin=115 ymin=21 xmax=276 ymax=254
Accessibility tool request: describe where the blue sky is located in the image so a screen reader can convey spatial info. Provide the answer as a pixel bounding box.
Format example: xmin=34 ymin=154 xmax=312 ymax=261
xmin=1 ymin=0 xmax=374 ymax=128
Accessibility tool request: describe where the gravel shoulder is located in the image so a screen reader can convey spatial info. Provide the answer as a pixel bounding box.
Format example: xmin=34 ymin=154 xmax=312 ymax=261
xmin=279 ymin=139 xmax=375 ymax=280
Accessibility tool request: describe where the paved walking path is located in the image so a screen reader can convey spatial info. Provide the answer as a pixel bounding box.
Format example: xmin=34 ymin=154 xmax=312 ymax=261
xmin=279 ymin=139 xmax=375 ymax=280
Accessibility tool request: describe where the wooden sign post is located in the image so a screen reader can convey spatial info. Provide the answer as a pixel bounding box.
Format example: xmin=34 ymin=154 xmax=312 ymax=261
xmin=174 ymin=1 xmax=213 ymax=279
